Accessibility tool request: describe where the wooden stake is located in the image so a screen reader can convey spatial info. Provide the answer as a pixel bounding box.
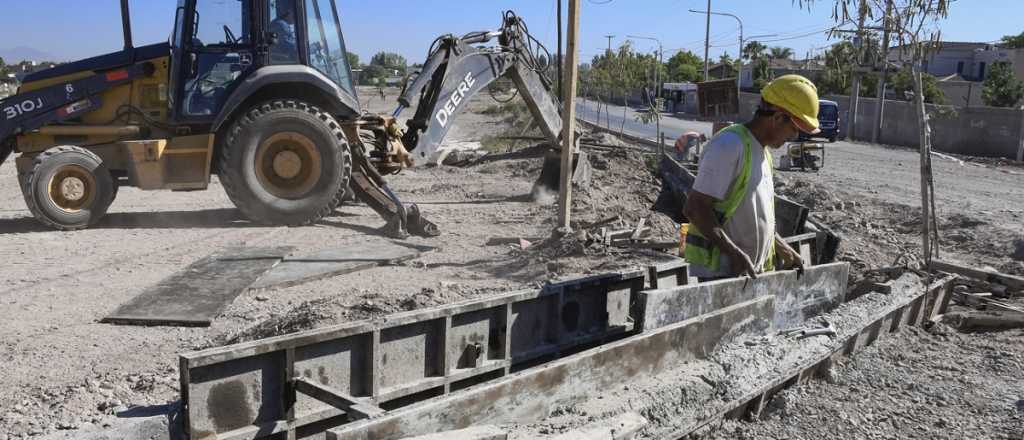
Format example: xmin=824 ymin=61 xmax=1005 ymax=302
xmin=912 ymin=60 xmax=934 ymax=264
xmin=558 ymin=0 xmax=581 ymax=230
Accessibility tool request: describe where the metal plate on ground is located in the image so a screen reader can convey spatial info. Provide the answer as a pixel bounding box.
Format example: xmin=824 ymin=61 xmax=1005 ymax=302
xmin=102 ymin=247 xmax=293 ymax=327
xmin=250 ymin=241 xmax=434 ymax=291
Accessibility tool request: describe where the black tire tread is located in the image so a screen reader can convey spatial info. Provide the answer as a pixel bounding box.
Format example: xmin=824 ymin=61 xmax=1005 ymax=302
xmin=20 ymin=146 xmax=112 ymax=231
xmin=218 ymin=100 xmax=352 ymax=226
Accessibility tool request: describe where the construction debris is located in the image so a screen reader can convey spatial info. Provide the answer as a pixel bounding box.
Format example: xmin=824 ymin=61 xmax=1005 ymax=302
xmin=939 ymin=310 xmax=1024 ymax=331
xmin=402 ymin=426 xmax=508 ymax=440
xmin=545 ymin=412 xmax=647 ymax=440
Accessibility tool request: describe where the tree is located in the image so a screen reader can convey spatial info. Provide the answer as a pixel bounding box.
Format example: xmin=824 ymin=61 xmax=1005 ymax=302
xmin=665 ymin=49 xmax=703 ymax=83
xmin=799 ymin=0 xmax=951 ymax=263
xmin=1001 ymin=31 xmax=1024 ymax=49
xmin=769 ymin=46 xmax=794 ymax=60
xmin=981 ymin=61 xmax=1024 ymax=107
xmin=742 ymin=41 xmax=767 ymax=62
xmin=819 ymin=40 xmax=878 ymax=97
xmin=890 ymin=67 xmax=944 ymax=104
xmin=346 ymin=52 xmax=360 ymax=69
xmin=369 ymin=51 xmax=407 ymax=75
xmin=359 ymin=64 xmax=388 ymax=86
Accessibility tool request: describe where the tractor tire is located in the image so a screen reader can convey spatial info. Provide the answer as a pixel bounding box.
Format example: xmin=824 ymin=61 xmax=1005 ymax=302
xmin=20 ymin=146 xmax=115 ymax=230
xmin=219 ymin=100 xmax=352 ymax=226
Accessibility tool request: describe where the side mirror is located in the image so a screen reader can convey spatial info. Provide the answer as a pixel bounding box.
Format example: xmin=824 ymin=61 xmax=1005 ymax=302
xmin=268 ymin=32 xmax=279 ymax=45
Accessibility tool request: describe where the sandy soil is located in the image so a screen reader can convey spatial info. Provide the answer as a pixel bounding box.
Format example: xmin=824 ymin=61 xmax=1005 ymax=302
xmin=708 ymin=324 xmax=1024 ymax=440
xmin=2 ymin=85 xmax=1023 ymax=438
xmin=0 ymin=88 xmax=677 ymax=438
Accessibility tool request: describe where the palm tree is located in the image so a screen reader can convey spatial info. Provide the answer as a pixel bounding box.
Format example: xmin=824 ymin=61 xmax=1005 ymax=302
xmin=770 ymin=46 xmax=794 ymax=60
xmin=742 ymin=41 xmax=767 ymax=61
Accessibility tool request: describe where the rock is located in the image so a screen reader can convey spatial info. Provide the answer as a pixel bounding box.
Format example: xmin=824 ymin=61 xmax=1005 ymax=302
xmin=1012 ymin=239 xmax=1024 ymax=261
xmin=97 ymin=399 xmax=122 ymax=413
xmin=255 ymin=295 xmax=270 ymax=302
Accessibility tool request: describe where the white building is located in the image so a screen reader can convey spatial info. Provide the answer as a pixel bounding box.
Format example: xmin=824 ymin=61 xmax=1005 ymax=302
xmin=889 ymin=41 xmax=1024 ymax=82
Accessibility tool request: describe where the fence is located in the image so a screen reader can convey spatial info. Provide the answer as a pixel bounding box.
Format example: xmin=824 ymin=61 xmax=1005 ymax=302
xmin=740 ymin=92 xmax=1024 ymax=159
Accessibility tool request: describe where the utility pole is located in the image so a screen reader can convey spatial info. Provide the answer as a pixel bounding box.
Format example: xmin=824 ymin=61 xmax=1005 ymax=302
xmin=848 ymin=0 xmax=867 ymax=141
xmin=871 ymin=0 xmax=893 ymax=144
xmin=557 ymin=0 xmax=563 ymax=101
xmin=703 ymin=0 xmax=712 ymax=81
xmin=603 ymin=35 xmax=615 ymax=53
xmin=689 ymin=9 xmax=742 ymax=109
xmin=558 ymin=0 xmax=582 ymax=231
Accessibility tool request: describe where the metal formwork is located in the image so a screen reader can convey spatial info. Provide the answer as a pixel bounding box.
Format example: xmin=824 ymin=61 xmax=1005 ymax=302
xmin=179 ymin=268 xmax=666 ymax=439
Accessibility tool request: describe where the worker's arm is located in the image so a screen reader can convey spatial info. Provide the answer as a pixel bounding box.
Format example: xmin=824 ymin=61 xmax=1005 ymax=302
xmin=774 ymin=232 xmax=804 ymax=270
xmin=683 ymin=190 xmax=758 ymax=278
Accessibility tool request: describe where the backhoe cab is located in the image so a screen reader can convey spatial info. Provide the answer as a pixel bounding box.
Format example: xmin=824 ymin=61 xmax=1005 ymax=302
xmin=0 ymin=2 xmax=564 ymax=238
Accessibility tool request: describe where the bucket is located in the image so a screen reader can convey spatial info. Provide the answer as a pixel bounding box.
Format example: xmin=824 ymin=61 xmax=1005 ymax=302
xmin=678 ymin=223 xmax=689 ymax=257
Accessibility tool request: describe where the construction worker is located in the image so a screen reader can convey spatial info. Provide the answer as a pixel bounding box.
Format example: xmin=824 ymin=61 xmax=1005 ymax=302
xmin=683 ymin=75 xmax=816 ymax=280
xmin=270 ymin=0 xmax=299 ymax=64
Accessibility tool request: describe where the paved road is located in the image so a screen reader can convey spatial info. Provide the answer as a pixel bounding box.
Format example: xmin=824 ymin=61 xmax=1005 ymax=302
xmin=576 ymin=98 xmax=714 ymax=144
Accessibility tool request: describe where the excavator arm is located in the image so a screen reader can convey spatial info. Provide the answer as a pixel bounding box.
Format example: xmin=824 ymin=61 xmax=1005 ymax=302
xmin=351 ymin=11 xmax=572 ymax=239
xmin=397 ymin=11 xmax=565 ymax=161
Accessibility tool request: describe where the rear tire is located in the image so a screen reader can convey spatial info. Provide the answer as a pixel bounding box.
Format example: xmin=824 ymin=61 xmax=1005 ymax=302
xmin=219 ymin=100 xmax=352 ymax=225
xmin=20 ymin=146 xmax=115 ymax=230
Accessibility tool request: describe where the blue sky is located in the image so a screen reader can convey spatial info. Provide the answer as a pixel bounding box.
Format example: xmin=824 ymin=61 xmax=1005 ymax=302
xmin=0 ymin=1 xmax=1021 ymax=64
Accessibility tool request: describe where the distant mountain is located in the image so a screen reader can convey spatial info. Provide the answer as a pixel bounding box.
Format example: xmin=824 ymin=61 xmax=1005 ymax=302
xmin=0 ymin=46 xmax=59 ymax=63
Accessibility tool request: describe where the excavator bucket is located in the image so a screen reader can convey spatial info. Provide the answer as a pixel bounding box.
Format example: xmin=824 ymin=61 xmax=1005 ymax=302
xmin=532 ymin=149 xmax=591 ymax=200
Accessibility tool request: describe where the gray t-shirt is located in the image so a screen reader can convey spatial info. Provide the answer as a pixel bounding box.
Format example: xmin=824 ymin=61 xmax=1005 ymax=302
xmin=690 ymin=129 xmax=776 ymax=278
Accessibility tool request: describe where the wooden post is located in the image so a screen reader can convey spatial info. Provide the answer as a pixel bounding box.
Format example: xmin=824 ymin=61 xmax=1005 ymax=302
xmin=912 ymin=61 xmax=933 ymax=263
xmin=558 ymin=0 xmax=581 ymax=231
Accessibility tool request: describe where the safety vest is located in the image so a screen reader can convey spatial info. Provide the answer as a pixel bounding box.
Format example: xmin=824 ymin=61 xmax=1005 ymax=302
xmin=684 ymin=124 xmax=775 ymax=273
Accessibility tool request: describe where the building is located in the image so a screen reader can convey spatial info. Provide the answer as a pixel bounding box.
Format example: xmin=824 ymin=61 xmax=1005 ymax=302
xmin=888 ymin=41 xmax=1024 ymax=82
xmin=662 ymin=82 xmax=698 ymax=114
xmin=0 ymin=73 xmax=18 ymax=99
xmin=707 ymin=62 xmax=738 ymax=80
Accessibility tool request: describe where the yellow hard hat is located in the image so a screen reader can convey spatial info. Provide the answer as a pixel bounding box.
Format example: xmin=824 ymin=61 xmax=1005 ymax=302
xmin=761 ymin=74 xmax=820 ymax=134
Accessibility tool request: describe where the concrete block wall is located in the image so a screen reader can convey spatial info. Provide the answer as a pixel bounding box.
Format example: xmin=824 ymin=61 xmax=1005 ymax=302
xmin=739 ymin=92 xmax=1024 ymax=158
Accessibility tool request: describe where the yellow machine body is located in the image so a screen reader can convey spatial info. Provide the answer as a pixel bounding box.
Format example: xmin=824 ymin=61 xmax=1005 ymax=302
xmin=13 ymin=56 xmax=214 ymax=191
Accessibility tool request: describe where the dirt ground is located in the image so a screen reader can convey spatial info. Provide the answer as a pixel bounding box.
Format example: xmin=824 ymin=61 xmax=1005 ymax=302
xmin=708 ymin=325 xmax=1024 ymax=440
xmin=0 ymin=87 xmax=677 ymax=438
xmin=1 ymin=85 xmax=1023 ymax=438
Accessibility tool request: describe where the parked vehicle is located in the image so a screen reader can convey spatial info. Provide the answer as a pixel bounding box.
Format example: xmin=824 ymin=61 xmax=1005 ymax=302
xmin=798 ymin=99 xmax=840 ymax=142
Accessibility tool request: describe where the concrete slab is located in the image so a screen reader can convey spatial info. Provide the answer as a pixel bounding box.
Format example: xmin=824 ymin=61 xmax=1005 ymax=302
xmin=102 ymin=247 xmax=292 ymax=327
xmin=639 ymin=262 xmax=848 ymax=331
xmin=328 ymin=296 xmax=775 ymax=440
xmin=250 ymin=241 xmax=433 ymax=291
xmin=401 ymin=426 xmax=507 ymax=440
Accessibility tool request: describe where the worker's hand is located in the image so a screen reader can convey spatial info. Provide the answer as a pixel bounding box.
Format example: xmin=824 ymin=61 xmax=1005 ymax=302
xmin=725 ymin=245 xmax=758 ymax=279
xmin=776 ymin=240 xmax=805 ymax=271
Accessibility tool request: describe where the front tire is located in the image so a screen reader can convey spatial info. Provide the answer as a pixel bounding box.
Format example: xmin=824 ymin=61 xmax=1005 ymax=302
xmin=219 ymin=100 xmax=352 ymax=226
xmin=21 ymin=146 xmax=115 ymax=230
